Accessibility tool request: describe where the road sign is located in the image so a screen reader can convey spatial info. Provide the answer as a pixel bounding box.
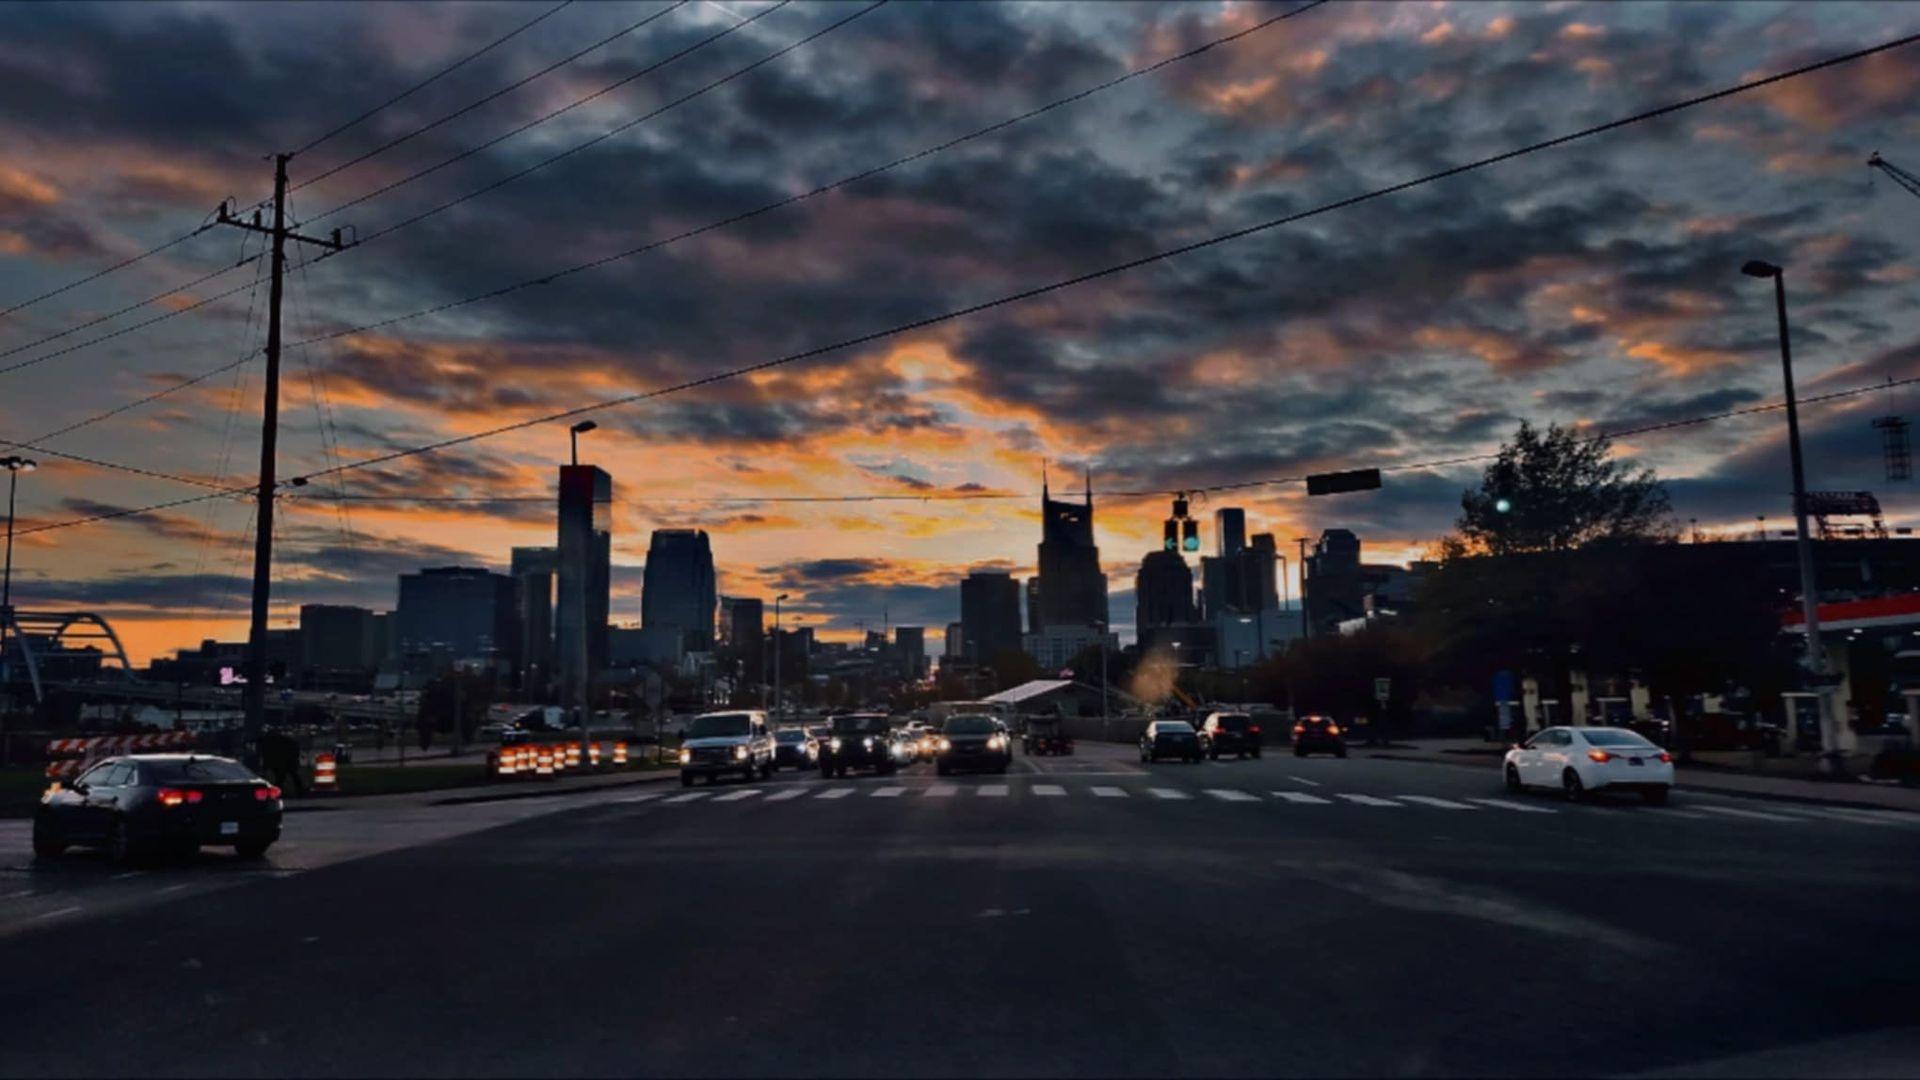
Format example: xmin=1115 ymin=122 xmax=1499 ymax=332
xmin=1306 ymin=468 xmax=1382 ymax=496
xmin=1373 ymin=677 xmax=1391 ymax=703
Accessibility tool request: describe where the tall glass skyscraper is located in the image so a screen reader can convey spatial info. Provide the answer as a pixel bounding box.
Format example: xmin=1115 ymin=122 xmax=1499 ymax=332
xmin=556 ymin=465 xmax=611 ymax=696
xmin=643 ymin=529 xmax=716 ymax=652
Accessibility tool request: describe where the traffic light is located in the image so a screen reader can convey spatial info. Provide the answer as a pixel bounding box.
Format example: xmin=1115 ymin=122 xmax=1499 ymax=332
xmin=1494 ymin=497 xmax=1512 ymax=514
xmin=1163 ymin=519 xmax=1178 ymax=551
xmin=1182 ymin=518 xmax=1200 ymax=552
xmin=1305 ymin=468 xmax=1382 ymax=496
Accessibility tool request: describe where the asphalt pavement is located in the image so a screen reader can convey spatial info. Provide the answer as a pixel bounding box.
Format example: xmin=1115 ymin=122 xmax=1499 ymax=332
xmin=1 ymin=742 xmax=1915 ymax=1077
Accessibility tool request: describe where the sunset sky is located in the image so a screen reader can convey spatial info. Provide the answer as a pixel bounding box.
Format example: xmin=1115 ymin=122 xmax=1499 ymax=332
xmin=4 ymin=0 xmax=1920 ymax=664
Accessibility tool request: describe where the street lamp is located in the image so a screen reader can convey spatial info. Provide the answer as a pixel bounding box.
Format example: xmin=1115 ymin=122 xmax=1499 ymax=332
xmin=1 ymin=456 xmax=33 ymax=757
xmin=1744 ymin=259 xmax=1841 ymax=769
xmin=1092 ymin=620 xmax=1110 ymax=740
xmin=569 ymin=420 xmax=597 ymax=466
xmin=773 ymin=593 xmax=789 ymax=722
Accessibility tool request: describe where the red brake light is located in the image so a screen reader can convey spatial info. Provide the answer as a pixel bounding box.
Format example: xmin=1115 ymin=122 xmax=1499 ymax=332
xmin=1325 ymin=725 xmax=1340 ymax=736
xmin=1292 ymin=724 xmax=1304 ymax=735
xmin=256 ymin=785 xmax=281 ymax=801
xmin=1249 ymin=726 xmax=1261 ymax=735
xmin=1656 ymin=752 xmax=1672 ymax=763
xmin=1587 ymin=749 xmax=1612 ymax=763
xmin=157 ymin=788 xmax=203 ymax=808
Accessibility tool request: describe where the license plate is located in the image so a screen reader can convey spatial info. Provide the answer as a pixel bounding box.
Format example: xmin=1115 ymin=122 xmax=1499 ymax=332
xmin=1628 ymin=758 xmax=1643 ymax=766
xmin=220 ymin=821 xmax=239 ymax=836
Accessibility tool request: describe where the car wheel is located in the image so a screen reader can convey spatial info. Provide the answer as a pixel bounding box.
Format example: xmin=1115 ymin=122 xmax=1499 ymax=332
xmin=30 ymin=815 xmax=65 ymax=860
xmin=1562 ymin=769 xmax=1586 ymax=802
xmin=107 ymin=818 xmax=137 ymax=866
xmin=1251 ymin=748 xmax=1261 ymax=759
xmin=1334 ymin=746 xmax=1348 ymax=759
xmin=1294 ymin=745 xmax=1307 ymax=758
xmin=235 ymin=841 xmax=271 ymax=860
xmin=1504 ymin=764 xmax=1523 ymax=793
xmin=936 ymin=762 xmax=949 ymax=776
xmin=1208 ymin=747 xmax=1219 ymax=761
xmin=1642 ymin=786 xmax=1669 ymax=806
xmin=681 ymin=773 xmax=694 ymax=788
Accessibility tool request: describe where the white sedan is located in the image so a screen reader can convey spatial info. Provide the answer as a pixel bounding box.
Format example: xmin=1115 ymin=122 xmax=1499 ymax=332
xmin=1504 ymin=726 xmax=1673 ymax=804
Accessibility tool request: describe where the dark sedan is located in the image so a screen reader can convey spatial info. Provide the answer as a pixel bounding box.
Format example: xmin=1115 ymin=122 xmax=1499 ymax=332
xmin=35 ymin=754 xmax=283 ymax=863
xmin=772 ymin=728 xmax=816 ymax=770
xmin=1140 ymin=720 xmax=1204 ymax=764
xmin=1292 ymin=715 xmax=1348 ymax=758
xmin=934 ymin=715 xmax=1012 ymax=776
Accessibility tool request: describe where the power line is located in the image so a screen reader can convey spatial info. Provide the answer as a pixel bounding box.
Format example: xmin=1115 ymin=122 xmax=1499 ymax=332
xmin=303 ymin=0 xmax=792 ymax=224
xmin=291 ymin=0 xmax=692 ymax=193
xmin=338 ymin=0 xmax=891 ymax=246
xmin=3 ymin=355 xmax=255 ymax=450
xmin=283 ymin=27 xmax=1920 ymax=489
xmin=0 ymin=226 xmax=213 ymax=321
xmin=0 ymin=254 xmax=260 ymax=364
xmin=291 ymin=0 xmax=579 ymax=158
xmin=291 ymin=0 xmax=1319 ymax=341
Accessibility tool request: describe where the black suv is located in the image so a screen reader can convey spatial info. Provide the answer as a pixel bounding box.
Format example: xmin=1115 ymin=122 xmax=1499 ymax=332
xmin=819 ymin=713 xmax=897 ymax=778
xmin=1199 ymin=712 xmax=1263 ymax=759
xmin=1292 ymin=715 xmax=1348 ymax=758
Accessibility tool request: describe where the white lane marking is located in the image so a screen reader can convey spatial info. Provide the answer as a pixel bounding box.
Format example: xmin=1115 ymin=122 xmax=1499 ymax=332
xmin=159 ymin=883 xmax=192 ymax=894
xmin=1398 ymin=796 xmax=1477 ymax=810
xmin=713 ymin=789 xmax=761 ymax=802
xmin=872 ymin=787 xmax=907 ymax=798
xmin=1090 ymin=786 xmax=1128 ymax=798
xmin=978 ymin=784 xmax=1010 ymax=797
xmin=1693 ymin=804 xmax=1804 ymax=823
xmin=1287 ymin=776 xmax=1322 ymax=787
xmin=1205 ymin=789 xmax=1260 ymax=802
xmin=1809 ymin=807 xmax=1920 ymax=826
xmin=1148 ymin=788 xmax=1190 ymax=800
xmin=662 ymin=792 xmax=709 ymax=804
xmin=34 ymin=906 xmax=81 ymax=920
xmin=613 ymin=792 xmax=665 ymax=804
xmin=1033 ymin=784 xmax=1067 ymax=797
xmin=925 ymin=786 xmax=959 ymax=798
xmin=1468 ymin=798 xmax=1557 ymax=814
xmin=816 ymin=788 xmax=855 ymax=800
xmin=111 ymin=871 xmax=141 ymax=880
xmin=1787 ymin=807 xmax=1901 ymax=826
xmin=5 ymin=889 xmax=34 ymax=900
xmin=764 ymin=788 xmax=808 ymax=802
xmin=1272 ymin=791 xmax=1330 ymax=805
xmin=1336 ymin=794 xmax=1400 ymax=807
xmin=1644 ymin=807 xmax=1712 ymax=820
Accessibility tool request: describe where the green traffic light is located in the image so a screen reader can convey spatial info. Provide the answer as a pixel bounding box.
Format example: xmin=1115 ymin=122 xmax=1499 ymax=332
xmin=1495 ymin=498 xmax=1512 ymax=514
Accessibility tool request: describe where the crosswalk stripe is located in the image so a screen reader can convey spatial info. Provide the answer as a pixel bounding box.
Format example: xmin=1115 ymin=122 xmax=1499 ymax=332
xmin=1810 ymin=807 xmax=1920 ymax=826
xmin=1693 ymin=804 xmax=1804 ymax=823
xmin=1272 ymin=791 xmax=1330 ymax=805
xmin=1643 ymin=807 xmax=1712 ymax=820
xmin=816 ymin=788 xmax=855 ymax=800
xmin=1398 ymin=795 xmax=1477 ymax=810
xmin=1205 ymin=789 xmax=1260 ymax=802
xmin=1287 ymin=776 xmax=1322 ymax=787
xmin=1336 ymin=794 xmax=1400 ymax=807
xmin=662 ymin=792 xmax=708 ymax=804
xmin=1792 ymin=807 xmax=1904 ymax=826
xmin=872 ymin=787 xmax=906 ymax=798
xmin=1148 ymin=788 xmax=1190 ymax=800
xmin=712 ymin=789 xmax=761 ymax=802
xmin=1033 ymin=784 xmax=1067 ymax=797
xmin=926 ymin=786 xmax=959 ymax=797
xmin=1090 ymin=786 xmax=1128 ymax=798
xmin=979 ymin=784 xmax=1010 ymax=797
xmin=764 ymin=788 xmax=807 ymax=801
xmin=1468 ymin=798 xmax=1557 ymax=814
xmin=613 ymin=792 xmax=665 ymax=804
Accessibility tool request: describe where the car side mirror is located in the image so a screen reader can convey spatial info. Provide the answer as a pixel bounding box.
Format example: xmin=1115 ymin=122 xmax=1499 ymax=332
xmin=69 ymin=781 xmax=87 ymax=794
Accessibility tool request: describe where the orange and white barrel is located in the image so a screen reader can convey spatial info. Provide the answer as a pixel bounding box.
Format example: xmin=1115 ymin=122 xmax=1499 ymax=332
xmin=613 ymin=742 xmax=629 ymax=767
xmin=313 ymin=752 xmax=338 ymax=792
xmin=535 ymin=745 xmax=554 ymax=777
xmin=567 ymin=743 xmax=582 ymax=769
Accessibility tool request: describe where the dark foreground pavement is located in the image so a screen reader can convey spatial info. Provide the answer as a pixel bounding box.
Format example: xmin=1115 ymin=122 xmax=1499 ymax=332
xmin=2 ymin=745 xmax=1916 ymax=1077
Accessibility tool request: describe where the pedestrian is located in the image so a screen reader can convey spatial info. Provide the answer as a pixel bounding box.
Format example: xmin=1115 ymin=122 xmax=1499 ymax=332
xmin=259 ymin=727 xmax=307 ymax=797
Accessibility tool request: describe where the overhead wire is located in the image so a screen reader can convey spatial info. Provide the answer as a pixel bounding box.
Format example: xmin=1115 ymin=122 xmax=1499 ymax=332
xmin=0 ymin=226 xmax=215 ymax=321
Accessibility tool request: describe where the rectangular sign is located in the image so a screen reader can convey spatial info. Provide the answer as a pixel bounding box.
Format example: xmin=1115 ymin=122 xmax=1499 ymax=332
xmin=1306 ymin=468 xmax=1382 ymax=496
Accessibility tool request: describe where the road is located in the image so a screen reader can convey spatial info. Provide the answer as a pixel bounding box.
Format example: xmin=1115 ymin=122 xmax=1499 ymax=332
xmin=1 ymin=741 xmax=1916 ymax=1077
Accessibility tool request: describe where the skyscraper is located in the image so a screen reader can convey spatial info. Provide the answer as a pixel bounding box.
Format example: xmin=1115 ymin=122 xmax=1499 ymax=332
xmin=1034 ymin=469 xmax=1108 ymax=629
xmin=894 ymin=626 xmax=925 ymax=679
xmin=1215 ymin=507 xmax=1247 ymax=556
xmin=395 ymin=567 xmax=515 ymax=666
xmin=557 ymin=465 xmax=611 ymax=695
xmin=1200 ymin=510 xmax=1280 ymax=619
xmin=510 ymin=546 xmax=556 ymax=691
xmin=726 ymin=596 xmax=765 ymax=685
xmin=643 ymin=529 xmax=717 ymax=652
xmin=958 ymin=570 xmax=1022 ymax=663
xmin=1135 ymin=550 xmax=1195 ymax=639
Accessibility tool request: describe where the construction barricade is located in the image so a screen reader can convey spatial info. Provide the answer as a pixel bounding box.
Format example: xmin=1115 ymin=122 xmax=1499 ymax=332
xmin=588 ymin=742 xmax=602 ymax=767
xmin=613 ymin=742 xmax=629 ymax=767
xmin=43 ymin=731 xmax=197 ymax=779
xmin=313 ymin=752 xmax=339 ymax=793
xmin=566 ymin=743 xmax=582 ymax=769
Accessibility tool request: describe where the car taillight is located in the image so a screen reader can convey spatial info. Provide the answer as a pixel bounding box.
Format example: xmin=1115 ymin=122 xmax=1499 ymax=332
xmin=255 ymin=785 xmax=281 ymax=801
xmin=1249 ymin=726 xmax=1261 ymax=735
xmin=1325 ymin=725 xmax=1340 ymax=736
xmin=1588 ymin=749 xmax=1613 ymax=763
xmin=157 ymin=788 xmax=203 ymax=807
xmin=1292 ymin=725 xmax=1304 ymax=736
xmin=1656 ymin=752 xmax=1672 ymax=763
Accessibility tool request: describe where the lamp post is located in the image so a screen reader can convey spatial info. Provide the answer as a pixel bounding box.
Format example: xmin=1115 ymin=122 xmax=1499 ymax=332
xmin=566 ymin=420 xmax=596 ymax=765
xmin=1093 ymin=619 xmax=1110 ymax=742
xmin=772 ymin=593 xmax=789 ymax=722
xmin=1 ymin=456 xmax=33 ymax=761
xmin=1294 ymin=536 xmax=1311 ymax=641
xmin=1743 ymin=259 xmax=1842 ymax=770
xmin=569 ymin=420 xmax=597 ymax=467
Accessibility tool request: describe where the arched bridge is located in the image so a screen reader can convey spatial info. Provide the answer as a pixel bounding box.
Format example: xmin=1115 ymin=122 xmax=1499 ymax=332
xmin=1 ymin=609 xmax=139 ymax=704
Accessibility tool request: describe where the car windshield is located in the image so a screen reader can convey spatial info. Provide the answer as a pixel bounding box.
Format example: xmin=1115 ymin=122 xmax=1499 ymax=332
xmin=687 ymin=715 xmax=752 ymax=739
xmin=145 ymin=758 xmax=256 ymax=782
xmin=1154 ymin=724 xmax=1193 ymax=736
xmin=944 ymin=716 xmax=996 ymax=734
xmin=1583 ymin=729 xmax=1656 ymax=748
xmin=774 ymin=731 xmax=806 ymax=744
xmin=831 ymin=715 xmax=888 ymax=734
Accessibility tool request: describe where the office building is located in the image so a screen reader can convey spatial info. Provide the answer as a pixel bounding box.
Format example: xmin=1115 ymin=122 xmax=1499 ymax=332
xmin=556 ymin=465 xmax=612 ymax=693
xmin=642 ymin=529 xmax=717 ymax=652
xmin=1135 ymin=550 xmax=1195 ymax=639
xmin=1302 ymin=529 xmax=1365 ymax=635
xmin=894 ymin=626 xmax=926 ymax=679
xmin=1025 ymin=577 xmax=1042 ymax=634
xmin=1199 ymin=511 xmax=1281 ymax=620
xmin=395 ymin=567 xmax=515 ymax=667
xmin=510 ymin=546 xmax=556 ymax=689
xmin=959 ymin=570 xmax=1023 ymax=663
xmin=726 ymin=596 xmax=765 ymax=684
xmin=1033 ymin=470 xmax=1109 ymax=630
xmin=944 ymin=621 xmax=964 ymax=659
xmin=297 ymin=604 xmax=376 ymax=687
xmin=1215 ymin=508 xmax=1247 ymax=556
xmin=1022 ymin=625 xmax=1117 ymax=673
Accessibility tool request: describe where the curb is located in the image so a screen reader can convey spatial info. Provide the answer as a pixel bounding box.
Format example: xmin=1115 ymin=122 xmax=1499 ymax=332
xmin=429 ymin=769 xmax=675 ymax=807
xmin=1366 ymin=751 xmax=1920 ymax=815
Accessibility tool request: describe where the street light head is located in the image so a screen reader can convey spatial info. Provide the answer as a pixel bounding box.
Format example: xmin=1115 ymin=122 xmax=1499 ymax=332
xmin=776 ymin=592 xmax=790 ymax=601
xmin=1742 ymin=260 xmax=1782 ymax=279
xmin=570 ymin=420 xmax=598 ymax=435
xmin=1 ymin=456 xmax=34 ymax=472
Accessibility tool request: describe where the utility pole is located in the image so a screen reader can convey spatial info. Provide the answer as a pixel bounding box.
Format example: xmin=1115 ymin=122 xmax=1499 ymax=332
xmin=1294 ymin=537 xmax=1312 ymax=642
xmin=214 ymin=155 xmax=352 ymax=760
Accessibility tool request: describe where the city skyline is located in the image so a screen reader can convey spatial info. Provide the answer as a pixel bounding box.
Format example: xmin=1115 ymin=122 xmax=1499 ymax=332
xmin=3 ymin=2 xmax=1919 ymax=666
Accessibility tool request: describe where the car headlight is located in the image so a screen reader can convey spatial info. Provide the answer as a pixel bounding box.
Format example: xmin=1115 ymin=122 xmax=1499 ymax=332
xmin=829 ymin=737 xmax=842 ymax=752
xmin=734 ymin=745 xmax=749 ymax=760
xmin=938 ymin=737 xmax=952 ymax=752
xmin=862 ymin=737 xmax=874 ymax=750
xmin=678 ymin=748 xmax=691 ymax=764
xmin=988 ymin=734 xmax=1007 ymax=751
